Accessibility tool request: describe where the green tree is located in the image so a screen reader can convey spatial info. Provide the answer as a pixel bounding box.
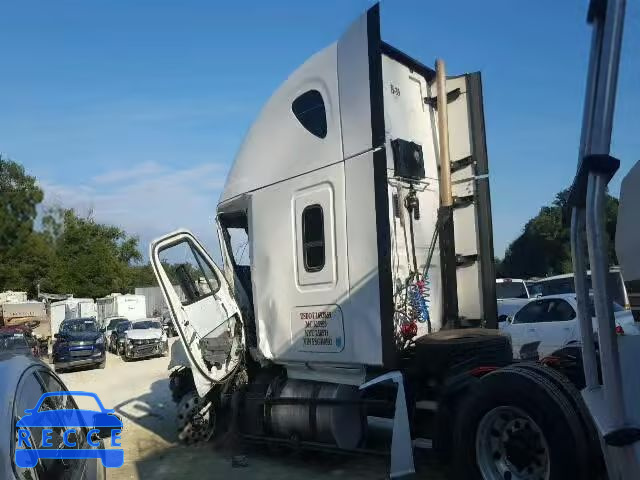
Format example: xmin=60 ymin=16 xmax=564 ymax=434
xmin=0 ymin=156 xmax=43 ymax=248
xmin=129 ymin=264 xmax=157 ymax=288
xmin=500 ymin=189 xmax=619 ymax=278
xmin=45 ymin=208 xmax=144 ymax=297
xmin=0 ymin=156 xmax=54 ymax=296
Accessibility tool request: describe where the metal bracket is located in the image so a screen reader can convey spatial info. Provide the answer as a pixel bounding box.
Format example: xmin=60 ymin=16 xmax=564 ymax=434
xmin=456 ymin=254 xmax=478 ymax=267
xmin=450 ymin=155 xmax=475 ymax=174
xmin=359 ymin=371 xmax=415 ymax=478
xmin=424 ymin=88 xmax=461 ymax=108
xmin=453 ymin=195 xmax=475 ymax=209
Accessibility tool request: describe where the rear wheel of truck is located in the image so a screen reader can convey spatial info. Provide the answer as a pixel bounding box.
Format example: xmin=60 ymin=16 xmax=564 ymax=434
xmin=512 ymin=362 xmax=604 ymax=479
xmin=452 ymin=366 xmax=590 ymax=480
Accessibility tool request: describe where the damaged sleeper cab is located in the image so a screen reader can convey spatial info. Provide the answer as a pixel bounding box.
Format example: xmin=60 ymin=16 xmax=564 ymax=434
xmin=151 ymin=5 xmax=600 ymax=479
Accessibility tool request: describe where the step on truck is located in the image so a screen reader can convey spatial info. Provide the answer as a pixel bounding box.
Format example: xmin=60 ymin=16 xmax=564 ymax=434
xmin=150 ymin=5 xmax=605 ymax=479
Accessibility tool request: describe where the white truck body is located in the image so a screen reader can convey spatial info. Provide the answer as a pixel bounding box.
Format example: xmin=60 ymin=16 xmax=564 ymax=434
xmin=148 ymin=6 xmax=626 ymax=479
xmin=96 ymin=294 xmax=146 ymax=326
xmin=77 ymin=301 xmax=97 ymax=319
xmin=0 ymin=301 xmax=46 ymax=321
xmin=151 ymin=6 xmax=496 ymax=396
xmin=0 ymin=291 xmax=28 ymax=304
xmin=49 ymin=297 xmax=95 ymax=335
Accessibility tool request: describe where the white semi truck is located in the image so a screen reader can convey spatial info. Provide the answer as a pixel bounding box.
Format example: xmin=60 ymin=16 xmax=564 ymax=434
xmin=149 ymin=4 xmax=636 ymax=479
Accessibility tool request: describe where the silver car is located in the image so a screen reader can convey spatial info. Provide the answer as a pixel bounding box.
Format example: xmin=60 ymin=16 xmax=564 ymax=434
xmin=0 ymin=352 xmax=107 ymax=479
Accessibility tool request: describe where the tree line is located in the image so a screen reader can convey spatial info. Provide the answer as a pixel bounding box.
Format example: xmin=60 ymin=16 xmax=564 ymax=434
xmin=497 ymin=189 xmax=619 ymax=278
xmin=0 ymin=156 xmax=157 ymax=298
xmin=1 ymin=156 xmax=620 ymax=298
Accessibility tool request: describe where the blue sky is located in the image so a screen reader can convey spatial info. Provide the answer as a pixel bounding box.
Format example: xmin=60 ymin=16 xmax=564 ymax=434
xmin=1 ymin=0 xmax=638 ymax=260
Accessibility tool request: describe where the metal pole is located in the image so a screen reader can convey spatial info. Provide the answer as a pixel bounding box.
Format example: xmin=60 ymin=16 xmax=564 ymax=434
xmin=591 ymin=0 xmax=626 ymax=154
xmin=435 ymin=59 xmax=459 ymax=328
xmin=573 ymin=1 xmax=605 ymax=387
xmin=436 ymin=59 xmax=453 ymax=207
xmin=571 ymin=208 xmax=599 ymax=389
xmin=586 ymin=173 xmax=625 ymax=426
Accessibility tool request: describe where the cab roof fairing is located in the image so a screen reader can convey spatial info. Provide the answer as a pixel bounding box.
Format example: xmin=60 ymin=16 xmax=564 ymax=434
xmin=218 ymin=42 xmax=342 ymax=206
xmin=218 ymin=5 xmax=387 ymax=209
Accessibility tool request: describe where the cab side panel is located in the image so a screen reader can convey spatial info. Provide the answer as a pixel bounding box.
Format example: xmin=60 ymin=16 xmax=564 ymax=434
xmin=250 ymin=163 xmax=353 ymax=364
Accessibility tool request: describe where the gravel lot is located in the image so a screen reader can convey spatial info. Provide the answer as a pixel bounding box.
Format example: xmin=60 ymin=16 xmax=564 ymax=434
xmin=58 ymin=338 xmax=446 ymax=479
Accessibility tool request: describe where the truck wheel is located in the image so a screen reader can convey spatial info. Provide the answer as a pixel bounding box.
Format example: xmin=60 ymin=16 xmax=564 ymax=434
xmin=176 ymin=391 xmax=216 ymax=444
xmin=511 ymin=362 xmax=604 ymax=479
xmin=452 ymin=367 xmax=589 ymax=480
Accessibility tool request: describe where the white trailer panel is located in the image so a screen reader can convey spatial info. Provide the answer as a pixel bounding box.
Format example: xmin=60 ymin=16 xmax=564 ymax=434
xmin=96 ymin=294 xmax=146 ymax=325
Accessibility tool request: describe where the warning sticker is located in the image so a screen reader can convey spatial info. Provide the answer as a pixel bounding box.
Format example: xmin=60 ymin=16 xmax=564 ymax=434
xmin=291 ymin=305 xmax=345 ymax=353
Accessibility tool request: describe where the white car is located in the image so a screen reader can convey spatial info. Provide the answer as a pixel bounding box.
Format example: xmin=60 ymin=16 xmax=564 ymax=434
xmin=499 ymin=293 xmax=640 ymax=359
xmin=121 ymin=318 xmax=168 ymax=361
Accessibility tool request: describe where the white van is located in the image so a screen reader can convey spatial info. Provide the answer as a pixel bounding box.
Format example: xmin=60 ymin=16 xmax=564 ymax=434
xmin=528 ymin=267 xmax=629 ymax=310
xmin=496 ymin=278 xmax=530 ymax=300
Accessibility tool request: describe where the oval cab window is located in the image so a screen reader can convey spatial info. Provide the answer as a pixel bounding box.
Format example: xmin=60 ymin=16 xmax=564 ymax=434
xmin=292 ymin=90 xmax=327 ymax=139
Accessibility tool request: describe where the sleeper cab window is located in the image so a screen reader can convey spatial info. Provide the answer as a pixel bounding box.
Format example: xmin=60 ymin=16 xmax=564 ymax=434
xmin=292 ymin=90 xmax=327 ymax=139
xmin=302 ymin=204 xmax=325 ymax=272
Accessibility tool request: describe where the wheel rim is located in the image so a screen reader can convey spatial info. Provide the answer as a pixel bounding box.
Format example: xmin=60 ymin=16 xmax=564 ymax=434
xmin=176 ymin=392 xmax=215 ymax=443
xmin=476 ymin=406 xmax=550 ymax=480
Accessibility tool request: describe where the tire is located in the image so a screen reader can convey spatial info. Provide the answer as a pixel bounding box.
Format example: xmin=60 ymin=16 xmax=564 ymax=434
xmin=176 ymin=390 xmax=216 ymax=444
xmin=452 ymin=366 xmax=590 ymax=480
xmin=512 ymin=362 xmax=603 ymax=479
xmin=99 ymin=359 xmax=106 ymax=369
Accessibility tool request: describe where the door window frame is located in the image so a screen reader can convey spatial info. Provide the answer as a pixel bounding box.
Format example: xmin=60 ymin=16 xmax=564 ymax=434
xmin=157 ymin=238 xmax=222 ymax=307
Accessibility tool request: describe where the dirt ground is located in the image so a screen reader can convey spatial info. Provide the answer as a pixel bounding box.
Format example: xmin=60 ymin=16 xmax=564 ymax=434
xmin=58 ymin=338 xmax=446 ymax=479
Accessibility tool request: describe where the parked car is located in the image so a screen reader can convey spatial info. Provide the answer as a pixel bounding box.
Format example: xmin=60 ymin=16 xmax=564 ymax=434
xmin=499 ymin=293 xmax=640 ymax=360
xmin=496 ymin=278 xmax=533 ymax=323
xmin=111 ymin=320 xmax=130 ymax=354
xmin=1 ymin=352 xmax=108 ymax=478
xmin=0 ymin=325 xmax=40 ymax=357
xmin=118 ymin=318 xmax=168 ymax=361
xmin=52 ymin=318 xmax=106 ymax=372
xmin=103 ymin=316 xmax=128 ymax=352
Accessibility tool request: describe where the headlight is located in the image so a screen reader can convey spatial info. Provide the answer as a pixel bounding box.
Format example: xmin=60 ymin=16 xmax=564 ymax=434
xmin=127 ymin=338 xmax=135 ymax=345
xmin=95 ymin=336 xmax=104 ymax=345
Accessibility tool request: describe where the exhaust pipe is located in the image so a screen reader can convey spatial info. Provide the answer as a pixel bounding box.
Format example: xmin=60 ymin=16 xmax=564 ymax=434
xmin=435 ymin=59 xmax=460 ymax=329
